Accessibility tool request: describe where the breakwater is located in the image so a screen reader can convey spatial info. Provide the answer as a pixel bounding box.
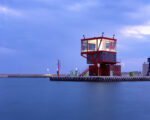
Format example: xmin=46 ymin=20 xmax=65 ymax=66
xmin=0 ymin=74 xmax=53 ymax=78
xmin=50 ymin=76 xmax=150 ymax=82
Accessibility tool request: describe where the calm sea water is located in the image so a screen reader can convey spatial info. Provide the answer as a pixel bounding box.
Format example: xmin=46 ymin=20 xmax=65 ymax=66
xmin=0 ymin=78 xmax=150 ymax=120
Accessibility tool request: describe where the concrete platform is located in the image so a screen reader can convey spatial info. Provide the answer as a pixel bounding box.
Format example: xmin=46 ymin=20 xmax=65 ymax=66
xmin=50 ymin=76 xmax=150 ymax=82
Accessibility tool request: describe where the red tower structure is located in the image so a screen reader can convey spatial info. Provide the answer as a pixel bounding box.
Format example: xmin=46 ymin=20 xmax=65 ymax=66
xmin=81 ymin=33 xmax=121 ymax=76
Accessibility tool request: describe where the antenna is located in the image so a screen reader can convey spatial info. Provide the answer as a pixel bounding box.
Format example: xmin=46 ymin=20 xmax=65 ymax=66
xmin=83 ymin=35 xmax=85 ymax=39
xmin=102 ymin=32 xmax=104 ymax=37
xmin=57 ymin=60 xmax=60 ymax=77
xmin=113 ymin=34 xmax=115 ymax=39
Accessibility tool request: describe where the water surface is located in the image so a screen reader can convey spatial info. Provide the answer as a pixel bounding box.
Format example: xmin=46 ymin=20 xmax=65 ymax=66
xmin=0 ymin=78 xmax=150 ymax=120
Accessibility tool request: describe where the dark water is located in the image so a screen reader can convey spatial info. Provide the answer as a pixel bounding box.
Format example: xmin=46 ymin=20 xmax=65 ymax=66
xmin=0 ymin=78 xmax=150 ymax=120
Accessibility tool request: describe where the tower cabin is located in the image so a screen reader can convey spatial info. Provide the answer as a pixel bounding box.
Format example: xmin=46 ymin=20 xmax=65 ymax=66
xmin=81 ymin=33 xmax=121 ymax=76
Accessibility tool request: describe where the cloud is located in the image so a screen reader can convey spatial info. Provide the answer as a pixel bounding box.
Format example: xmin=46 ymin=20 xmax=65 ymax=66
xmin=119 ymin=4 xmax=150 ymax=39
xmin=0 ymin=6 xmax=22 ymax=17
xmin=0 ymin=47 xmax=16 ymax=55
xmin=119 ymin=21 xmax=150 ymax=39
xmin=67 ymin=1 xmax=98 ymax=12
xmin=128 ymin=5 xmax=150 ymax=19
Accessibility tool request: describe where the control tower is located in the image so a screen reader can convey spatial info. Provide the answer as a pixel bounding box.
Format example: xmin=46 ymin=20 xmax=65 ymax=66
xmin=81 ymin=33 xmax=121 ymax=76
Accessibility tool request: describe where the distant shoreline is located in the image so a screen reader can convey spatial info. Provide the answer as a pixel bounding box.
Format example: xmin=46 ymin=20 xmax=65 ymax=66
xmin=0 ymin=74 xmax=53 ymax=78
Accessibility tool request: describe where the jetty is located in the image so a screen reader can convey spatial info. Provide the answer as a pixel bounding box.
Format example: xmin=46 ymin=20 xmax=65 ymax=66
xmin=50 ymin=76 xmax=150 ymax=82
xmin=0 ymin=74 xmax=53 ymax=78
xmin=1 ymin=74 xmax=150 ymax=82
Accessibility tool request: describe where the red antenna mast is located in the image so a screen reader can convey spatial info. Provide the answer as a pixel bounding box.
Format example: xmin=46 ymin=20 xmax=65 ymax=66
xmin=57 ymin=60 xmax=60 ymax=77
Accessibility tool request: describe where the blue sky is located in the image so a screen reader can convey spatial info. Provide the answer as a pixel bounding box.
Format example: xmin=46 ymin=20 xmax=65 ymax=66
xmin=0 ymin=0 xmax=150 ymax=74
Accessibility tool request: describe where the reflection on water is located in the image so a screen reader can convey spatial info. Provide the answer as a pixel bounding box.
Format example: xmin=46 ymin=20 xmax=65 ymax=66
xmin=0 ymin=78 xmax=150 ymax=120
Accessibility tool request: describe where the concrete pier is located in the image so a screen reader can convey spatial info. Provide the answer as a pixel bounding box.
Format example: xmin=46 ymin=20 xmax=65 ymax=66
xmin=50 ymin=76 xmax=150 ymax=82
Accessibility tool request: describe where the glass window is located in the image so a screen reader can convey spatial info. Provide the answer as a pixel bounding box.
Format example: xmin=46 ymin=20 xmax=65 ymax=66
xmin=81 ymin=39 xmax=116 ymax=52
xmin=82 ymin=41 xmax=87 ymax=51
xmin=102 ymin=39 xmax=116 ymax=52
xmin=88 ymin=40 xmax=96 ymax=51
xmin=113 ymin=42 xmax=116 ymax=50
xmin=110 ymin=41 xmax=116 ymax=51
xmin=89 ymin=43 xmax=95 ymax=50
xmin=110 ymin=42 xmax=113 ymax=49
xmin=106 ymin=42 xmax=110 ymax=49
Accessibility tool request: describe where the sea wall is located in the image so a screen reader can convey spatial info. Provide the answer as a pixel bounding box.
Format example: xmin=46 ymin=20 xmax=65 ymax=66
xmin=50 ymin=76 xmax=150 ymax=82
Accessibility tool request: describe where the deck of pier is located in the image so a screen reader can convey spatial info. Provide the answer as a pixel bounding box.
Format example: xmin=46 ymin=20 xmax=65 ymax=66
xmin=50 ymin=76 xmax=150 ymax=82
